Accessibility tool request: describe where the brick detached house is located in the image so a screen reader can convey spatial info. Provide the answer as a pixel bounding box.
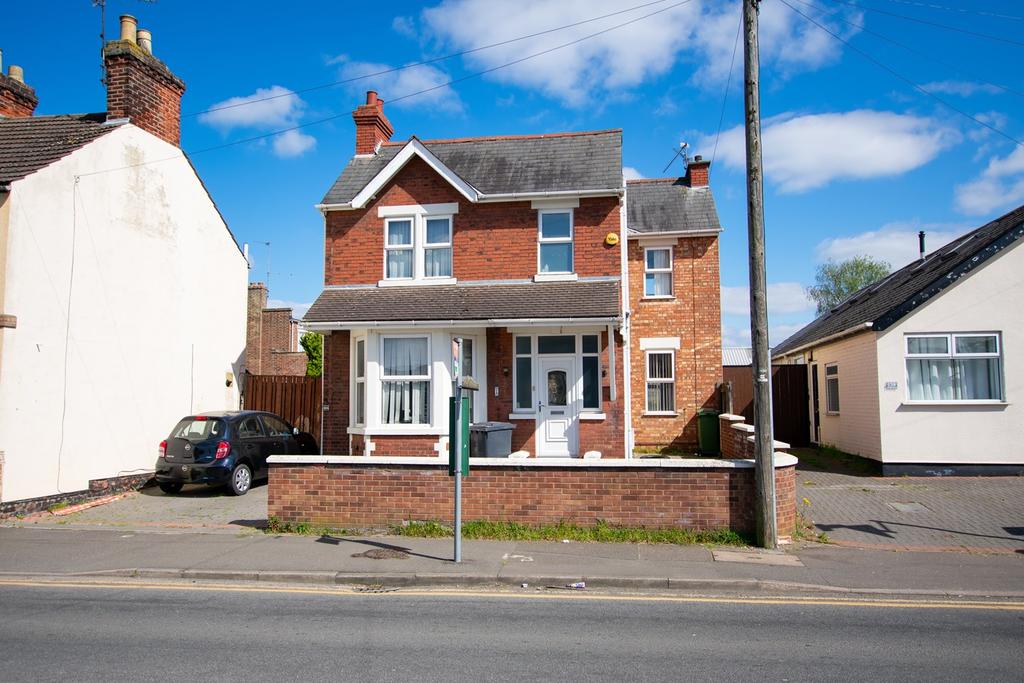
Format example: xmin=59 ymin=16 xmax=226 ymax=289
xmin=268 ymin=92 xmax=797 ymax=535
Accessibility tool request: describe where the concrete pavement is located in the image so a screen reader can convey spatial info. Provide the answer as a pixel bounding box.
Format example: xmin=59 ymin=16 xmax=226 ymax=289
xmin=1 ymin=526 xmax=1021 ymax=597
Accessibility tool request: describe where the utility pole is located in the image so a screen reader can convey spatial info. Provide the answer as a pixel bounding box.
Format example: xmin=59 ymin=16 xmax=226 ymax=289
xmin=742 ymin=0 xmax=778 ymax=549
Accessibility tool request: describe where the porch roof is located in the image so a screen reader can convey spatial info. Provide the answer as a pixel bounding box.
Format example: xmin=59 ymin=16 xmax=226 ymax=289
xmin=303 ymin=280 xmax=621 ymax=327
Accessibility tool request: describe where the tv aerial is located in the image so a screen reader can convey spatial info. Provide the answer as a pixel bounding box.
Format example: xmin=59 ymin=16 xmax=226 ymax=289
xmin=661 ymin=141 xmax=691 ymax=174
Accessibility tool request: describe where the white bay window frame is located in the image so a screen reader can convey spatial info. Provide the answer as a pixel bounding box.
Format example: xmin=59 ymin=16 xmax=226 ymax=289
xmin=380 ymin=334 xmax=432 ymax=425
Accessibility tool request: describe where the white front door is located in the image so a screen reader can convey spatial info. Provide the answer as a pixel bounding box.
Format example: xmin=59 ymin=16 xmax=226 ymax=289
xmin=536 ymin=356 xmax=578 ymax=457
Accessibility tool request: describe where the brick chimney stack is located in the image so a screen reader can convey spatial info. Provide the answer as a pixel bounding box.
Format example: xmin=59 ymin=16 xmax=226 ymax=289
xmin=103 ymin=15 xmax=186 ymax=146
xmin=0 ymin=50 xmax=39 ymax=118
xmin=352 ymin=90 xmax=394 ymax=155
xmin=246 ymin=282 xmax=269 ymax=374
xmin=685 ymin=155 xmax=711 ymax=188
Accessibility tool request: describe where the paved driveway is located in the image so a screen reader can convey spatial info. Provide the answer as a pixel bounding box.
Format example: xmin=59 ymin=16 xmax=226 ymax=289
xmin=9 ymin=483 xmax=268 ymax=533
xmin=796 ymin=455 xmax=1024 ymax=553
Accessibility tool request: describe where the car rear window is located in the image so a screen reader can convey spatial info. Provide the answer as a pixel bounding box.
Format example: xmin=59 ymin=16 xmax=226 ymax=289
xmin=171 ymin=418 xmax=226 ymax=441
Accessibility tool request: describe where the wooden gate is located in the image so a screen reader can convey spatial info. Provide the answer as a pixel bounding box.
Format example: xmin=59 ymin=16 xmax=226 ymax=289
xmin=244 ymin=374 xmax=323 ymax=442
xmin=722 ymin=365 xmax=810 ymax=446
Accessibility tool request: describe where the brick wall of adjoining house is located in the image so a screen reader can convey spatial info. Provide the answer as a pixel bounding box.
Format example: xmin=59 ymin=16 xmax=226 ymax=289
xmin=268 ymin=462 xmax=796 ymax=537
xmin=0 ymin=472 xmax=152 ymax=519
xmin=485 ymin=328 xmax=626 ymax=457
xmin=246 ymin=283 xmax=268 ymax=374
xmin=321 ymin=331 xmax=351 ymax=454
xmin=324 ymin=156 xmax=620 ymax=286
xmin=628 ymin=236 xmax=721 ymax=451
xmin=269 ymin=351 xmax=308 ymax=376
xmin=366 ymin=435 xmax=440 ymax=456
xmin=246 ymin=285 xmax=307 ymax=377
xmin=0 ymin=73 xmax=38 ymax=118
xmin=104 ymin=40 xmax=185 ymax=147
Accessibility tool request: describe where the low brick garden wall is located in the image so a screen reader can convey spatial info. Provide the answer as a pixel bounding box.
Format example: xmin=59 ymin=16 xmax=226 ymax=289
xmin=268 ymin=457 xmax=796 ymax=537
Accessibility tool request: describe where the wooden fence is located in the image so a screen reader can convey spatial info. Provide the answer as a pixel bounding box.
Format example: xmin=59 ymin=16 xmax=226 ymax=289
xmin=244 ymin=374 xmax=323 ymax=442
xmin=722 ymin=365 xmax=810 ymax=446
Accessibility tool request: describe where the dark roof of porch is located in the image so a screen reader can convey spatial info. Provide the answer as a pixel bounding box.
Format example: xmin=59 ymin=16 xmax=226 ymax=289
xmin=304 ymin=280 xmax=621 ymax=324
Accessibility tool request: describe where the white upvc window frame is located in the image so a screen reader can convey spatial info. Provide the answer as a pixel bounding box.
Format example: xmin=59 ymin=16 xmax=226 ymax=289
xmin=512 ymin=335 xmax=534 ymax=413
xmin=824 ymin=363 xmax=840 ymax=415
xmin=423 ymin=216 xmax=453 ymax=279
xmin=904 ymin=332 xmax=1004 ymax=404
xmin=644 ymin=349 xmax=676 ymax=415
xmin=379 ymin=204 xmax=458 ymax=285
xmin=643 ymin=246 xmax=673 ymax=298
xmin=383 ymin=217 xmax=415 ymax=281
xmin=352 ymin=336 xmax=367 ymax=427
xmin=380 ymin=334 xmax=432 ymax=425
xmin=536 ymin=209 xmax=574 ymax=276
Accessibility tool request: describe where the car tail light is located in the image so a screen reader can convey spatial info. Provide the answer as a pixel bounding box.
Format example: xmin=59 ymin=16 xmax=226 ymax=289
xmin=215 ymin=440 xmax=231 ymax=459
xmin=159 ymin=440 xmax=167 ymax=459
xmin=194 ymin=416 xmax=208 ymax=421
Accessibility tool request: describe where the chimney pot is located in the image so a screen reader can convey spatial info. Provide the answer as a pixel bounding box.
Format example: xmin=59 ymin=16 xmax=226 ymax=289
xmin=366 ymin=90 xmax=378 ymax=106
xmin=352 ymin=91 xmax=394 ymax=155
xmin=376 ymin=97 xmax=384 ymax=110
xmin=120 ymin=15 xmax=138 ymax=43
xmin=137 ymin=29 xmax=153 ymax=54
xmin=919 ymin=230 xmax=926 ymax=261
xmin=7 ymin=64 xmax=24 ymax=83
xmin=694 ymin=154 xmax=703 ymax=162
xmin=0 ymin=48 xmax=4 ymax=75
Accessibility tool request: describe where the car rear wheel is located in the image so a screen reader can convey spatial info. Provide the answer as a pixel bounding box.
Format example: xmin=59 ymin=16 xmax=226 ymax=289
xmin=229 ymin=463 xmax=252 ymax=496
xmin=159 ymin=482 xmax=184 ymax=494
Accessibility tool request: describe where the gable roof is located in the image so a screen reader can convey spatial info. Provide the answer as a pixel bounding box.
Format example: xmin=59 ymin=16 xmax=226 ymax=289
xmin=304 ymin=280 xmax=621 ymax=326
xmin=321 ymin=129 xmax=622 ymax=206
xmin=0 ymin=113 xmax=123 ymax=185
xmin=626 ymin=178 xmax=721 ymax=235
xmin=773 ymin=204 xmax=1024 ymax=357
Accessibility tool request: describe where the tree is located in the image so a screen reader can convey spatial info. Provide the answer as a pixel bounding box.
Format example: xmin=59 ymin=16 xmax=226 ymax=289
xmin=300 ymin=332 xmax=323 ymax=377
xmin=807 ymin=256 xmax=891 ymax=315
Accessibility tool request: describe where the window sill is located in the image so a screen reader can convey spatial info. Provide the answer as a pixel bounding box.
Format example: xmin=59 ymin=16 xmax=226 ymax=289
xmin=508 ymin=413 xmax=536 ymax=420
xmin=900 ymin=400 xmax=1008 ymax=407
xmin=579 ymin=413 xmax=606 ymax=421
xmin=642 ymin=411 xmax=678 ymax=417
xmin=378 ymin=277 xmax=457 ymax=287
xmin=533 ymin=273 xmax=578 ymax=283
xmin=641 ymin=295 xmax=675 ymax=301
xmin=825 ymin=411 xmax=840 ymax=416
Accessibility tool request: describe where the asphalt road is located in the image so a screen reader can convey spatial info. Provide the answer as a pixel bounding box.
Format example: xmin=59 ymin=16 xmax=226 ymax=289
xmin=1 ymin=582 xmax=1021 ymax=682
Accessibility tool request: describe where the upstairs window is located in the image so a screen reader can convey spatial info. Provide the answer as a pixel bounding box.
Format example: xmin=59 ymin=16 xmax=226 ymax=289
xmin=906 ymin=333 xmax=1003 ymax=402
xmin=644 ymin=247 xmax=673 ymax=297
xmin=384 ymin=215 xmax=453 ymax=281
xmin=538 ymin=210 xmax=573 ymax=274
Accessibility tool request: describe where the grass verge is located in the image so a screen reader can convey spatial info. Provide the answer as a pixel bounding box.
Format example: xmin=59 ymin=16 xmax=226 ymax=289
xmin=265 ymin=515 xmax=350 ymax=536
xmin=392 ymin=519 xmax=748 ymax=546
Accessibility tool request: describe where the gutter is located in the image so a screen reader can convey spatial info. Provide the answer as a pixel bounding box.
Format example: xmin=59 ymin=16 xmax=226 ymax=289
xmin=315 ymin=188 xmax=625 ymax=212
xmin=772 ymin=322 xmax=874 ymax=360
xmin=628 ymin=228 xmax=722 ymax=238
xmin=302 ymin=316 xmax=621 ymax=331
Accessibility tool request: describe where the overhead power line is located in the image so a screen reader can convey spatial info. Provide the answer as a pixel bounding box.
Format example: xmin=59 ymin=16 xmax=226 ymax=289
xmin=821 ymin=0 xmax=1024 ymax=48
xmin=866 ymin=0 xmax=1024 ymax=22
xmin=790 ymin=0 xmax=1023 ymax=97
xmin=711 ymin=12 xmax=743 ymax=166
xmin=185 ymin=0 xmax=678 ymax=119
xmin=79 ymin=0 xmax=695 ymax=177
xmin=779 ymin=0 xmax=1024 ymax=148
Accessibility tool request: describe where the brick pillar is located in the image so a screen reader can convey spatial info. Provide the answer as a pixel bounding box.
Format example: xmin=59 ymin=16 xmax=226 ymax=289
xmin=246 ymin=283 xmax=268 ymax=375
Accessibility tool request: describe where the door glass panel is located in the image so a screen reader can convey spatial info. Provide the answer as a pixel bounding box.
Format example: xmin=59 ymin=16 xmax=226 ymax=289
xmin=547 ymin=370 xmax=567 ymax=406
xmin=538 ymin=335 xmax=575 ymax=354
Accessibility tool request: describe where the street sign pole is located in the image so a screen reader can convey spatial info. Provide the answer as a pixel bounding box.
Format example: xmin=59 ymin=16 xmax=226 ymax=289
xmin=452 ymin=337 xmax=463 ymax=563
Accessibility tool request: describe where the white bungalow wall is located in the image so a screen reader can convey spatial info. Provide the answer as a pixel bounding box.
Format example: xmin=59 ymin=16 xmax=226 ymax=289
xmin=0 ymin=124 xmax=247 ymax=501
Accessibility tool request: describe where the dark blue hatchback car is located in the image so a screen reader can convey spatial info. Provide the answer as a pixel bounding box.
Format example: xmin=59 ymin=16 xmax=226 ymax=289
xmin=155 ymin=411 xmax=318 ymax=496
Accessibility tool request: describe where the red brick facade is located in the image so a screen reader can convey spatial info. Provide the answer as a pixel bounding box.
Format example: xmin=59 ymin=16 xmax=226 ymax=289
xmin=0 ymin=72 xmax=38 ymax=118
xmin=628 ymin=236 xmax=722 ymax=451
xmin=321 ymin=331 xmax=351 ymax=454
xmin=268 ymin=461 xmax=796 ymax=537
xmin=103 ymin=40 xmax=185 ymax=147
xmin=245 ymin=283 xmax=307 ymax=376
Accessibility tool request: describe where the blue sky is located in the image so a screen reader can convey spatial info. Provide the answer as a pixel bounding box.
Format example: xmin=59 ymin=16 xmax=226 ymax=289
xmin=5 ymin=1 xmax=1022 ymax=346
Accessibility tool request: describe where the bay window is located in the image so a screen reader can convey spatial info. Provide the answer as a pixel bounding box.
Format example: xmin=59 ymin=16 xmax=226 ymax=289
xmin=906 ymin=333 xmax=1003 ymax=401
xmin=538 ymin=210 xmax=573 ymax=273
xmin=382 ymin=336 xmax=431 ymax=424
xmin=354 ymin=338 xmax=366 ymax=425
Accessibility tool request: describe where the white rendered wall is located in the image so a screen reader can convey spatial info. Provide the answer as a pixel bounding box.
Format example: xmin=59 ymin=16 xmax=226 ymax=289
xmin=809 ymin=332 xmax=883 ymax=460
xmin=0 ymin=124 xmax=247 ymax=501
xmin=875 ymin=240 xmax=1023 ymax=465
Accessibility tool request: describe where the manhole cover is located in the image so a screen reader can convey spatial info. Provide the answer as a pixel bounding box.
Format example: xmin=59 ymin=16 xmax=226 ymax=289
xmin=352 ymin=548 xmax=410 ymax=560
xmin=887 ymin=501 xmax=929 ymax=513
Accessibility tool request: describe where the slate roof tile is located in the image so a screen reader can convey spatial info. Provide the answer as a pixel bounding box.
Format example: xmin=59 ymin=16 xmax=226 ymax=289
xmin=626 ymin=178 xmax=721 ymax=234
xmin=0 ymin=113 xmax=121 ymax=184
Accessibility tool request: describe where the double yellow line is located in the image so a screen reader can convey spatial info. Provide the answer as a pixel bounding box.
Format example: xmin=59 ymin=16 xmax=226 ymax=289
xmin=1 ymin=577 xmax=1022 ymax=611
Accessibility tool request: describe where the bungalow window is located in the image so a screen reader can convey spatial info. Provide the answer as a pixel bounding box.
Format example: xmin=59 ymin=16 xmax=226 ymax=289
xmin=905 ymin=333 xmax=1003 ymax=402
xmin=381 ymin=336 xmax=430 ymax=424
xmin=825 ymin=364 xmax=839 ymax=414
xmin=538 ymin=210 xmax=573 ymax=273
xmin=384 ymin=215 xmax=453 ymax=280
xmin=644 ymin=247 xmax=672 ymax=297
xmin=645 ymin=351 xmax=675 ymax=413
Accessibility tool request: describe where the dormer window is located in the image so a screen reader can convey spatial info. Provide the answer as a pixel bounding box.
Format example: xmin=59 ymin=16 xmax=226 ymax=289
xmin=379 ymin=204 xmax=457 ymax=285
xmin=538 ymin=210 xmax=574 ymax=274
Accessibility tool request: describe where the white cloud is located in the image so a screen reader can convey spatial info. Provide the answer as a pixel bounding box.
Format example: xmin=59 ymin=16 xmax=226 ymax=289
xmin=418 ymin=0 xmax=855 ymax=107
xmin=392 ymin=16 xmax=418 ymax=39
xmin=272 ymin=129 xmax=317 ymax=158
xmin=921 ymin=80 xmax=1002 ymax=97
xmin=332 ymin=56 xmax=462 ymax=112
xmin=623 ymin=166 xmax=645 ymax=181
xmin=199 ymin=86 xmax=305 ymax=130
xmin=955 ymin=146 xmax=1024 ymax=216
xmin=722 ymin=282 xmax=814 ymax=317
xmin=268 ymin=299 xmax=312 ymax=321
xmin=708 ymin=110 xmax=958 ymax=193
xmin=815 ymin=220 xmax=968 ymax=267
